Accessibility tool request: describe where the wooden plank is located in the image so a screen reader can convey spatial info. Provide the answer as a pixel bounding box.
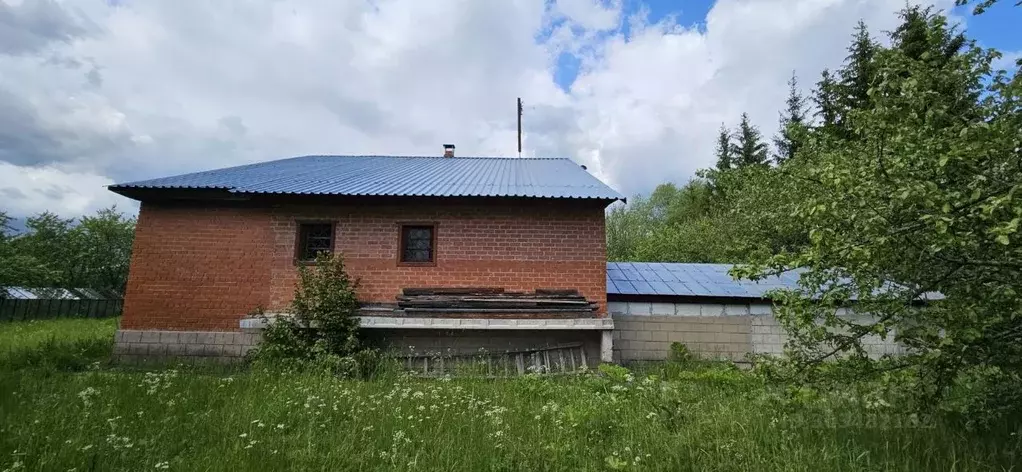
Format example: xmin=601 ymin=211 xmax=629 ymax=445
xmin=401 ymin=308 xmax=594 ymax=314
xmin=397 ymin=294 xmax=587 ymax=301
xmin=579 ymin=346 xmax=588 ymax=368
xmin=402 ymin=287 xmax=505 ymax=296
xmin=459 ymin=298 xmax=589 ymax=305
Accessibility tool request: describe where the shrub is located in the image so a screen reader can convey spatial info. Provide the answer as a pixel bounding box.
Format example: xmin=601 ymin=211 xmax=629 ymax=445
xmin=668 ymin=342 xmax=693 ymax=364
xmin=598 ymin=363 xmax=634 ymax=383
xmin=250 ymin=253 xmax=378 ymax=377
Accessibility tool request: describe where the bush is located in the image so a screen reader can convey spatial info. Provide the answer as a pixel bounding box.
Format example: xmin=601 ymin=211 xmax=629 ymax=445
xmin=598 ymin=363 xmax=634 ymax=383
xmin=250 ymin=254 xmax=379 ymax=377
xmin=668 ymin=342 xmax=693 ymax=364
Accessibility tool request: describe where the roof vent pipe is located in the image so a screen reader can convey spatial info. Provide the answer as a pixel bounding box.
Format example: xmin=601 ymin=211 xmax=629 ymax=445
xmin=443 ymin=144 xmax=455 ymax=158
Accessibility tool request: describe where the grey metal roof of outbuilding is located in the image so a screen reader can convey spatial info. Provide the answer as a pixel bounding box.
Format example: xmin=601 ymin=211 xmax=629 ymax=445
xmin=109 ymin=155 xmax=625 ymax=201
xmin=607 ymin=262 xmax=801 ymax=299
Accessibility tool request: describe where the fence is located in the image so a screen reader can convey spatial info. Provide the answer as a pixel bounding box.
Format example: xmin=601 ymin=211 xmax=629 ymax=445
xmin=401 ymin=342 xmax=589 ymax=377
xmin=0 ymin=298 xmax=123 ymax=322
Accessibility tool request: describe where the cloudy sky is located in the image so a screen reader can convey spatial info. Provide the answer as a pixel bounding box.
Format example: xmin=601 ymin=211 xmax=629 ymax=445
xmin=1 ymin=0 xmax=1019 ymax=218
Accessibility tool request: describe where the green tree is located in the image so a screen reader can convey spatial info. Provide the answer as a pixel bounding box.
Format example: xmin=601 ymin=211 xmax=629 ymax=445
xmin=773 ymin=72 xmax=810 ymax=164
xmin=7 ymin=207 xmax=135 ymax=293
xmin=736 ymin=7 xmax=1022 ymax=423
xmin=836 ymin=22 xmax=878 ymax=126
xmin=0 ymin=212 xmax=52 ymax=289
xmin=607 ymin=180 xmax=738 ymax=262
xmin=730 ymin=113 xmax=769 ymax=167
xmin=13 ymin=212 xmax=79 ymax=287
xmin=714 ymin=124 xmax=733 ymax=171
xmin=813 ymin=69 xmax=841 ymax=133
xmin=75 ymin=208 xmax=136 ymax=293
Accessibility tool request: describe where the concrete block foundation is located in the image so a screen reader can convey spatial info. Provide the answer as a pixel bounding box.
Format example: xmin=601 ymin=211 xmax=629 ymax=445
xmin=115 ymin=316 xmax=614 ymax=366
xmin=113 ymin=330 xmax=261 ymax=364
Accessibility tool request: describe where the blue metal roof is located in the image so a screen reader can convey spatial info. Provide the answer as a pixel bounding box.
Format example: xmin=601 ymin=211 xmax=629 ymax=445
xmin=607 ymin=262 xmax=803 ymax=299
xmin=607 ymin=262 xmax=944 ymax=301
xmin=109 ymin=155 xmax=625 ymax=201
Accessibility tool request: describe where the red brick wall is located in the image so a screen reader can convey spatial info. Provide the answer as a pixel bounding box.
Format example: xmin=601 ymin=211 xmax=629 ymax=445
xmin=121 ymin=198 xmax=608 ymax=331
xmin=120 ymin=205 xmax=274 ymax=331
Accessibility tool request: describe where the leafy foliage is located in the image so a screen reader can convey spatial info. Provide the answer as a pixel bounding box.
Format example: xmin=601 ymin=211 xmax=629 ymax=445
xmin=612 ymin=5 xmax=1022 ymax=424
xmin=0 ymin=212 xmax=54 ymax=289
xmin=252 ymin=254 xmax=378 ymax=377
xmin=0 ymin=207 xmax=135 ymax=294
xmin=731 ymin=6 xmax=1022 ymax=424
xmin=606 ymin=180 xmax=753 ymax=263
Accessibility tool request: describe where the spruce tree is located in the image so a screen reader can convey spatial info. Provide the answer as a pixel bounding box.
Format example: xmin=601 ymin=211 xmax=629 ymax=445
xmin=714 ymin=124 xmax=733 ymax=171
xmin=730 ymin=113 xmax=769 ymax=167
xmin=836 ymin=21 xmax=878 ymax=117
xmin=813 ymin=69 xmax=840 ymax=134
xmin=773 ymin=72 xmax=809 ymax=164
xmin=893 ymin=5 xmax=966 ymax=65
xmin=891 ymin=6 xmax=978 ymax=124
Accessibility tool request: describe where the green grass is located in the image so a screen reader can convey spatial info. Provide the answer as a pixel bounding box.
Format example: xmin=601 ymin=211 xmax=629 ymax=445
xmin=1 ymin=319 xmax=1020 ymax=471
xmin=0 ymin=317 xmax=117 ymax=371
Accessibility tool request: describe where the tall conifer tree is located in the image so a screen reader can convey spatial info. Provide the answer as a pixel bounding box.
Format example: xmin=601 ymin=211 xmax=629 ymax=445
xmin=730 ymin=113 xmax=769 ymax=167
xmin=714 ymin=123 xmax=733 ymax=171
xmin=774 ymin=72 xmax=809 ymax=164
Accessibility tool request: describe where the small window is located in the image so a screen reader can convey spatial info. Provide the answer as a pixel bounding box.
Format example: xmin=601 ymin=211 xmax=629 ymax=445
xmin=400 ymin=225 xmax=435 ymax=264
xmin=296 ymin=222 xmax=334 ymax=262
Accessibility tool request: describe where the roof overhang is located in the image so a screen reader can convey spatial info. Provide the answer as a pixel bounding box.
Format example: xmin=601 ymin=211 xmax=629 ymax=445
xmin=108 ymin=185 xmax=621 ymax=207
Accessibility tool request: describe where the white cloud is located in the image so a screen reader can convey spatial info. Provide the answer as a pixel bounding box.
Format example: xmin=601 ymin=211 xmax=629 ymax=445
xmin=0 ymin=162 xmax=125 ymax=217
xmin=993 ymin=50 xmax=1021 ymax=72
xmin=554 ymin=0 xmax=622 ymax=31
xmin=0 ymin=0 xmax=957 ymax=217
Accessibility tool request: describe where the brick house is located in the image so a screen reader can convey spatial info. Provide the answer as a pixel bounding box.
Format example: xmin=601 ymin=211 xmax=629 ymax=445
xmin=108 ymin=149 xmax=624 ymax=365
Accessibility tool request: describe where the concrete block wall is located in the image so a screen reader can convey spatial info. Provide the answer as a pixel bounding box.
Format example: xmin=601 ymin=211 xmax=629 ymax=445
xmin=751 ymin=315 xmax=785 ymax=355
xmin=112 ymin=330 xmax=261 ymax=363
xmin=612 ymin=315 xmax=752 ymax=362
xmin=610 ymin=301 xmax=903 ymax=362
xmin=752 ymin=311 xmax=903 ymax=357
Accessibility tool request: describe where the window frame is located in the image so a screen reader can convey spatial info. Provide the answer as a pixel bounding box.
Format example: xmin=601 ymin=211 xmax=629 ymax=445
xmin=294 ymin=220 xmax=337 ymax=264
xmin=397 ymin=222 xmax=438 ymax=267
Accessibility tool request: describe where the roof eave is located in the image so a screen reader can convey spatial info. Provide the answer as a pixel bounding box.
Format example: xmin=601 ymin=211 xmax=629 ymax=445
xmin=108 ymin=185 xmax=623 ymax=205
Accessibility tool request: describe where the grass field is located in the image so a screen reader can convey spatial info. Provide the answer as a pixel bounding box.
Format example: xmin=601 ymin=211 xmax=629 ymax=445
xmin=1 ymin=318 xmax=1020 ymax=471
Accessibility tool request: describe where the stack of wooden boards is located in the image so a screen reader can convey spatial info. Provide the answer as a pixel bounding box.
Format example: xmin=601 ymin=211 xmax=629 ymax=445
xmin=396 ymin=287 xmax=597 ymax=316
